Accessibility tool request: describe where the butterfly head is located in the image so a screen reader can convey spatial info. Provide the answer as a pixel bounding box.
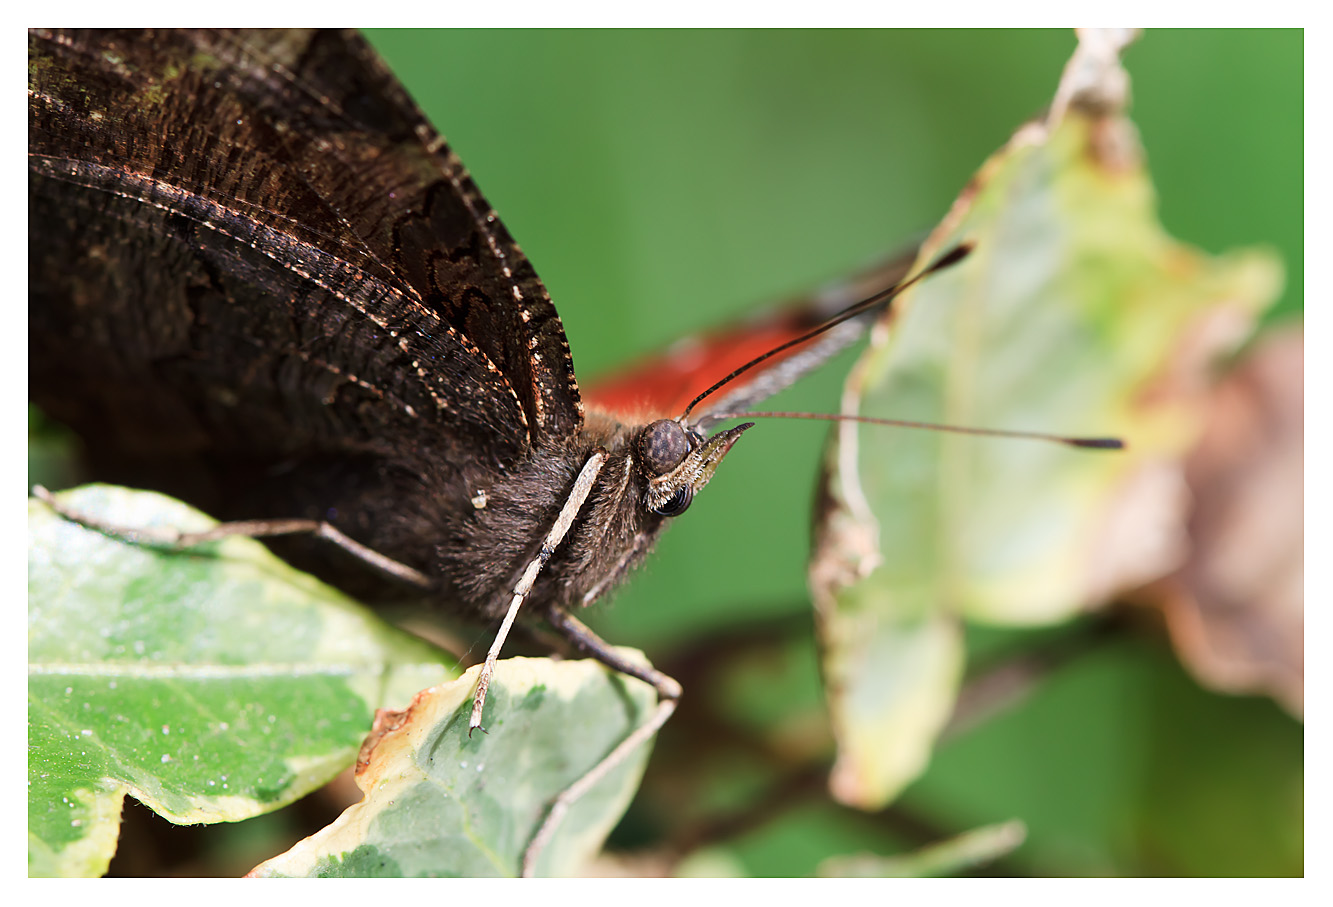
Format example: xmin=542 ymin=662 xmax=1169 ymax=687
xmin=637 ymin=419 xmax=754 ymax=518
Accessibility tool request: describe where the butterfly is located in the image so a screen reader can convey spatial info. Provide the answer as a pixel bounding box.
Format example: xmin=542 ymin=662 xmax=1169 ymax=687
xmin=30 ymin=29 xmax=1127 ymax=876
xmin=25 ymin=27 xmax=940 ymax=870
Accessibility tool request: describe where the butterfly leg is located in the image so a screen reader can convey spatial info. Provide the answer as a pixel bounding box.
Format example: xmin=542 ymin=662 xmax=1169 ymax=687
xmin=521 ymin=606 xmax=682 ymax=878
xmin=543 ymin=606 xmax=682 ymax=699
xmin=30 ymin=485 xmax=434 ymax=589
xmin=468 ymin=449 xmax=609 ymax=737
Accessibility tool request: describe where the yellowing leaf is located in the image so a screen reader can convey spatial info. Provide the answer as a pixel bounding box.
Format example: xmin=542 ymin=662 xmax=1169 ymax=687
xmin=817 ymin=819 xmax=1026 ymax=878
xmin=250 ymin=657 xmax=656 ymax=878
xmin=811 ymin=32 xmax=1283 ymax=809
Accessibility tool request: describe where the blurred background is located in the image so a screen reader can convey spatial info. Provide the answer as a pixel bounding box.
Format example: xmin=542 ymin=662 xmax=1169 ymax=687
xmin=52 ymin=29 xmax=1299 ymax=876
xmin=362 ymin=29 xmax=1303 ymax=877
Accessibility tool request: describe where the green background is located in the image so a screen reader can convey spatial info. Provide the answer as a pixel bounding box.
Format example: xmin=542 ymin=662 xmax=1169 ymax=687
xmin=364 ymin=28 xmax=1302 ymax=648
xmin=357 ymin=29 xmax=1302 ymax=876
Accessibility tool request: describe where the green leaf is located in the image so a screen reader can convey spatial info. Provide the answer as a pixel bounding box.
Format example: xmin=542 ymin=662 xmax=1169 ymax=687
xmin=249 ymin=656 xmax=656 ymax=878
xmin=27 ymin=485 xmax=457 ymax=877
xmin=811 ymin=35 xmax=1283 ymax=809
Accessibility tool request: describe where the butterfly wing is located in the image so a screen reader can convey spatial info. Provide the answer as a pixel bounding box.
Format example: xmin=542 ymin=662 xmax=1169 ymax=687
xmin=29 ymin=28 xmax=582 ymax=481
xmin=584 ymin=246 xmax=918 ymax=425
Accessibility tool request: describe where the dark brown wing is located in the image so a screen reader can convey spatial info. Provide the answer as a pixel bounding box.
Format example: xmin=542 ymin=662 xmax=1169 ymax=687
xmin=29 ymin=28 xmax=583 ymax=480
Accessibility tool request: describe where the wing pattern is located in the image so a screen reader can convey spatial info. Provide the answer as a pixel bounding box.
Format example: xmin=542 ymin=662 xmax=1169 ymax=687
xmin=29 ymin=28 xmax=583 ymax=480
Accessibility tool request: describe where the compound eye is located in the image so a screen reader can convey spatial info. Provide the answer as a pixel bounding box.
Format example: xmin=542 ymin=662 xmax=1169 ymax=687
xmin=639 ymin=419 xmax=692 ymax=477
xmin=650 ymin=484 xmax=693 ymax=517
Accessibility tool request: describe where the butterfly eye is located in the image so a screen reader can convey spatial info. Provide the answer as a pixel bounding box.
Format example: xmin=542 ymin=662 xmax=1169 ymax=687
xmin=650 ymin=484 xmax=693 ymax=518
xmin=639 ymin=419 xmax=692 ymax=477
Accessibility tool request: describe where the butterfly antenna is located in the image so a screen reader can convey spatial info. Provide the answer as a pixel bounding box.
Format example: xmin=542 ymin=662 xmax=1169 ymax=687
xmin=678 ymin=243 xmax=974 ymax=422
xmin=702 ymin=410 xmax=1125 ymax=450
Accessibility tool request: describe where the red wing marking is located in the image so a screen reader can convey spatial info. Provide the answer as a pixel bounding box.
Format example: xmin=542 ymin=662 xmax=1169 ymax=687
xmin=584 ymin=315 xmax=816 ymax=421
